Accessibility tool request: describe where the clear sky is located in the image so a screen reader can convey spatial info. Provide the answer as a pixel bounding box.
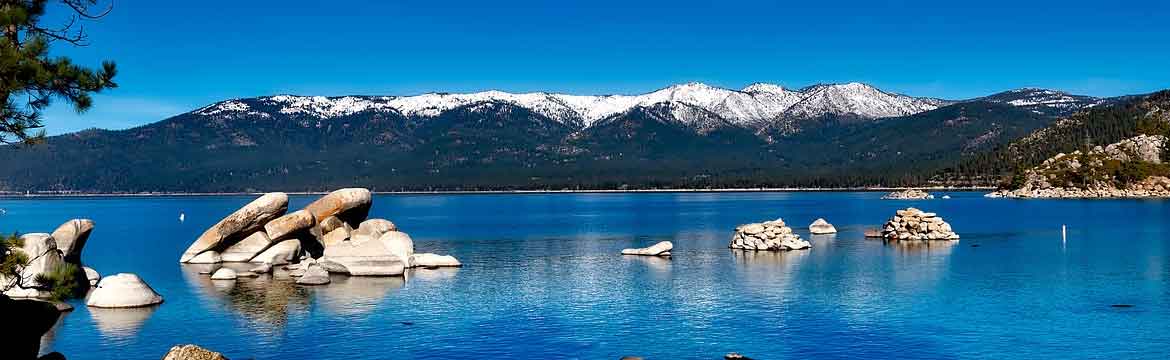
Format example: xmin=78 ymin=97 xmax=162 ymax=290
xmin=40 ymin=0 xmax=1170 ymax=135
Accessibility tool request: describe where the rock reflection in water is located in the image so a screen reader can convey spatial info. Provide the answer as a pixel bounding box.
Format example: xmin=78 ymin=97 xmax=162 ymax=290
xmin=884 ymin=239 xmax=957 ymax=255
xmin=623 ymin=254 xmax=672 ymax=276
xmin=312 ymin=275 xmax=405 ymax=316
xmin=89 ymin=305 xmax=159 ymax=339
xmin=181 ymin=264 xmax=310 ymax=332
xmin=732 ymin=249 xmax=809 ymax=268
xmin=408 ymin=267 xmax=460 ymax=281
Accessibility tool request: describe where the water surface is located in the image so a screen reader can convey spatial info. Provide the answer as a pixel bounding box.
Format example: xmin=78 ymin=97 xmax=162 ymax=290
xmin=2 ymin=192 xmax=1167 ymax=359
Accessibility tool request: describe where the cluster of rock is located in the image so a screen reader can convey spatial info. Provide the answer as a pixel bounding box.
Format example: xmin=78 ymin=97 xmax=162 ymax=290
xmin=162 ymin=344 xmax=228 ymax=360
xmin=2 ymin=219 xmax=99 ymax=299
xmin=729 ymin=218 xmax=811 ymax=251
xmin=808 ymin=218 xmax=837 ymax=234
xmin=881 ymin=189 xmax=933 ymax=200
xmin=988 ymin=134 xmax=1169 ymax=199
xmin=881 ymin=208 xmax=959 ymax=241
xmin=180 ymin=188 xmax=460 ymax=285
xmin=621 ymin=241 xmax=672 ymax=256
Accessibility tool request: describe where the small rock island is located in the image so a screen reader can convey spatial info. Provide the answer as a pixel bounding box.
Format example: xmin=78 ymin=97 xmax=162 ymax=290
xmin=730 ymin=218 xmax=811 ymax=251
xmin=882 ymin=208 xmax=959 ymax=241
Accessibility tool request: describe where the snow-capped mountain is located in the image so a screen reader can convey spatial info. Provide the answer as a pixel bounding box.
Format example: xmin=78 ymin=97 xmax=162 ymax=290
xmin=193 ymin=82 xmax=951 ymax=132
xmin=975 ymin=88 xmax=1106 ymax=116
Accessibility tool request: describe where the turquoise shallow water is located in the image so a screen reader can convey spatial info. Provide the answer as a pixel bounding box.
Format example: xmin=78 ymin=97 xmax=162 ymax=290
xmin=2 ymin=192 xmax=1169 ymax=359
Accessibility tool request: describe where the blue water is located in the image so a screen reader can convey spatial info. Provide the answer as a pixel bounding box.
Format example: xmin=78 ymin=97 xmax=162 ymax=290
xmin=2 ymin=192 xmax=1169 ymax=359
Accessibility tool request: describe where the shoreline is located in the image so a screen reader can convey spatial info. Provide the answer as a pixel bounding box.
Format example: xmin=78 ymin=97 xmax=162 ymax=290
xmin=0 ymin=186 xmax=997 ymax=198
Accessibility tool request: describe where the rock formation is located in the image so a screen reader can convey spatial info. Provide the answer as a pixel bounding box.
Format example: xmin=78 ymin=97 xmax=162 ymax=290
xmin=729 ymin=219 xmax=811 ymax=251
xmin=881 ymin=189 xmax=933 ymax=200
xmin=881 ymin=208 xmax=959 ymax=240
xmin=210 ymin=268 xmax=237 ymax=280
xmin=808 ymin=218 xmax=837 ymax=234
xmin=180 ymin=192 xmax=289 ymax=262
xmin=410 ymin=253 xmax=463 ymax=267
xmin=621 ymin=241 xmax=673 ymax=256
xmin=988 ymin=134 xmax=1169 ymax=198
xmin=50 ymin=219 xmax=94 ymax=263
xmin=86 ymin=273 xmax=164 ymax=308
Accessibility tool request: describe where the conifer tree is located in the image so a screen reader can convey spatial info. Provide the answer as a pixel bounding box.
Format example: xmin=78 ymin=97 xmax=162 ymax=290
xmin=0 ymin=0 xmax=117 ymax=145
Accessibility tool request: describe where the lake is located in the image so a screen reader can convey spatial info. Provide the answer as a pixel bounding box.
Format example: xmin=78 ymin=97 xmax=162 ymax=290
xmin=3 ymin=192 xmax=1169 ymax=359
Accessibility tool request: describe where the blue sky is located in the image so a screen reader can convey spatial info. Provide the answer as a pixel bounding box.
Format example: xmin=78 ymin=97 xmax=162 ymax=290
xmin=41 ymin=0 xmax=1170 ymax=134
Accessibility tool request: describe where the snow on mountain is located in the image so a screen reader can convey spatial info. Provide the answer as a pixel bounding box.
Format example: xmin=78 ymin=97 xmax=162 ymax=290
xmin=193 ymin=82 xmax=952 ymax=131
xmin=783 ymin=83 xmax=948 ymax=120
xmin=975 ymin=88 xmax=1104 ymax=116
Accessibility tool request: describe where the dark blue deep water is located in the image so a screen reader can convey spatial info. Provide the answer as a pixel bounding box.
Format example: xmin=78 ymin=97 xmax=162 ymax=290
xmin=2 ymin=192 xmax=1169 ymax=359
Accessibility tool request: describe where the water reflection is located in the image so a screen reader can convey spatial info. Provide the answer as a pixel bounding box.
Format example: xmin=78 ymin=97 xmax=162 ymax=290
xmin=731 ymin=249 xmax=809 ymax=269
xmin=89 ymin=305 xmax=159 ymax=339
xmin=408 ymin=267 xmax=460 ymax=281
xmin=884 ymin=239 xmax=958 ymax=256
xmin=181 ymin=264 xmax=310 ymax=332
xmin=623 ymin=254 xmax=672 ymax=275
xmin=312 ymin=275 xmax=406 ymax=316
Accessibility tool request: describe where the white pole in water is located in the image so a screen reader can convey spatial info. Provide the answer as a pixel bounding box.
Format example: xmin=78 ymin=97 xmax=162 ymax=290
xmin=1062 ymin=225 xmax=1067 ymax=244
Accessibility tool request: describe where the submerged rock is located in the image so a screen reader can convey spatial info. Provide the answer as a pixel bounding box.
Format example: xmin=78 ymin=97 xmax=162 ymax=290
xmin=729 ymin=218 xmax=810 ymax=251
xmin=86 ymin=273 xmax=164 ymax=308
xmin=410 ymin=253 xmax=463 ymax=267
xmin=621 ymin=241 xmax=672 ymax=256
xmin=881 ymin=207 xmax=959 ymax=241
xmin=808 ymin=218 xmax=837 ymax=234
xmin=181 ymin=192 xmax=288 ymax=263
xmin=162 ymin=344 xmax=229 ymax=360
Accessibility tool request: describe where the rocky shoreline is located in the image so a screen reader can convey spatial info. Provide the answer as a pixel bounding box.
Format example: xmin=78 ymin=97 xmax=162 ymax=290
xmin=986 ymin=134 xmax=1170 ymax=199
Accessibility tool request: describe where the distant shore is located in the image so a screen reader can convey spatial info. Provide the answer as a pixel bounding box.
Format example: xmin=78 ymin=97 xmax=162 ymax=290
xmin=0 ymin=186 xmax=995 ymax=198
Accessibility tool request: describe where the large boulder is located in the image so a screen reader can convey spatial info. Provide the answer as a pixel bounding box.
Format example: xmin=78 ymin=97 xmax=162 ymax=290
xmin=411 ymin=253 xmax=462 ymax=268
xmin=321 ymin=227 xmax=351 ymax=247
xmin=0 ymin=295 xmax=62 ymax=359
xmin=162 ymin=344 xmax=228 ymax=360
xmin=304 ymin=188 xmax=372 ymax=226
xmin=378 ymin=231 xmax=415 ymax=268
xmin=729 ymin=218 xmax=811 ymax=251
xmin=621 ymin=241 xmax=672 ymax=256
xmin=808 ymin=218 xmax=837 ymax=235
xmin=50 ymin=219 xmax=94 ymax=263
xmin=263 ymin=209 xmax=314 ymax=242
xmin=86 ymin=273 xmax=164 ymax=308
xmin=185 ymin=251 xmax=222 ymax=264
xmin=322 ymin=237 xmax=406 ymax=276
xmin=181 ymin=192 xmax=288 ymax=263
xmin=219 ymin=231 xmax=271 ymax=262
xmin=350 ymin=219 xmax=397 ymax=244
xmin=2 ymin=233 xmax=64 ymax=298
xmin=250 ymin=239 xmax=301 ymax=265
xmin=881 ymin=208 xmax=959 ymax=241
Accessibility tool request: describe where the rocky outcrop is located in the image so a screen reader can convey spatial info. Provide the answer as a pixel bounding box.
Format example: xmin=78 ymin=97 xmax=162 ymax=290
xmin=180 ymin=192 xmax=288 ymax=262
xmin=729 ymin=219 xmax=811 ymax=251
xmin=988 ymin=134 xmax=1169 ymax=198
xmin=410 ymin=253 xmax=462 ymax=267
xmin=50 ymin=219 xmax=94 ymax=263
xmin=351 ymin=219 xmax=397 ymax=244
xmin=162 ymin=344 xmax=228 ymax=360
xmin=881 ymin=189 xmax=933 ymax=200
xmin=808 ymin=218 xmax=837 ymax=234
xmin=881 ymin=208 xmax=959 ymax=240
xmin=86 ymin=273 xmax=164 ymax=308
xmin=621 ymin=241 xmax=672 ymax=256
xmin=378 ymin=231 xmax=414 ymax=267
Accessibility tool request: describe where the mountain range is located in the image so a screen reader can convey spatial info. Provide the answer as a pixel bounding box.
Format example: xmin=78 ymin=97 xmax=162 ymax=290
xmin=0 ymin=82 xmax=1151 ymax=192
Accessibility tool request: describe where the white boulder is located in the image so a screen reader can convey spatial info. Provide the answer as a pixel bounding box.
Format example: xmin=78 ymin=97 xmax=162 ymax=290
xmin=621 ymin=241 xmax=672 ymax=256
xmin=808 ymin=218 xmax=837 ymax=234
xmin=180 ymin=192 xmax=288 ymax=262
xmin=86 ymin=273 xmax=164 ymax=308
xmin=410 ymin=253 xmax=462 ymax=267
